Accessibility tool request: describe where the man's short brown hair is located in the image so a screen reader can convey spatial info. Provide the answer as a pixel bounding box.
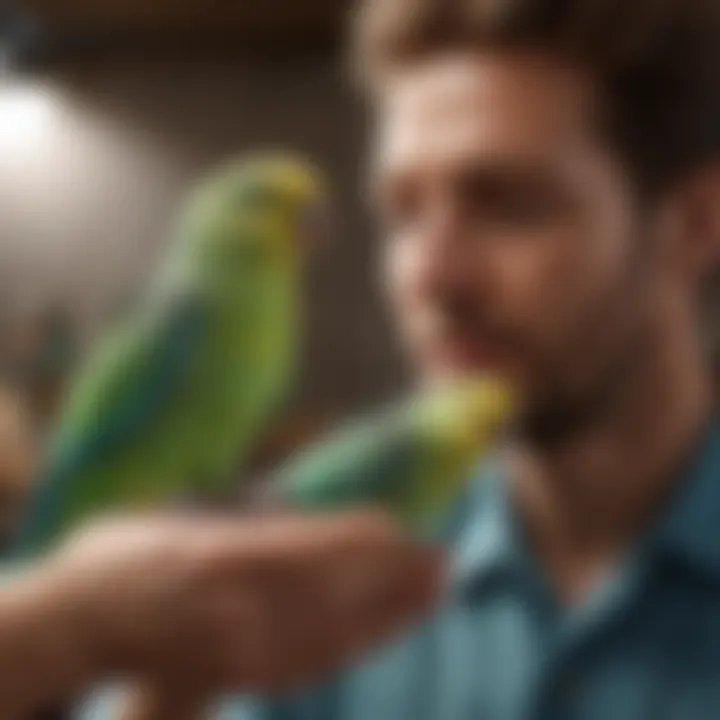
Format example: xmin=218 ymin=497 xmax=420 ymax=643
xmin=354 ymin=0 xmax=720 ymax=197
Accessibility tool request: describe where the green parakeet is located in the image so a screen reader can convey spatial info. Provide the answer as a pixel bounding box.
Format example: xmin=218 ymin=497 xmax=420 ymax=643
xmin=262 ymin=376 xmax=515 ymax=537
xmin=16 ymin=153 xmax=327 ymax=557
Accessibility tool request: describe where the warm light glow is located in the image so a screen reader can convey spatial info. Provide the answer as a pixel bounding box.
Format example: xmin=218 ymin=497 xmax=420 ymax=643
xmin=0 ymin=80 xmax=60 ymax=150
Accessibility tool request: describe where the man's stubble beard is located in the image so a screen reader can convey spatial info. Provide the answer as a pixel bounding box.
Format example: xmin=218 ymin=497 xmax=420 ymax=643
xmin=516 ymin=327 xmax=653 ymax=450
xmin=516 ymin=238 xmax=660 ymax=451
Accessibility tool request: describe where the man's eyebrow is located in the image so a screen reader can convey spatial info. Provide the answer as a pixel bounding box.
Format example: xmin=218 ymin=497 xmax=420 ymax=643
xmin=364 ymin=149 xmax=571 ymax=204
xmin=453 ymin=153 xmax=563 ymax=182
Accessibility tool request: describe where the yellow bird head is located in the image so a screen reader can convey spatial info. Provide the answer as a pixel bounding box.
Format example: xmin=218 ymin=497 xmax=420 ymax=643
xmin=412 ymin=374 xmax=517 ymax=455
xmin=176 ymin=152 xmax=330 ymax=282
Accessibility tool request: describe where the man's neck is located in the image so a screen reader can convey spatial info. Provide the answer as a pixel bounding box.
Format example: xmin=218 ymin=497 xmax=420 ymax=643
xmin=509 ymin=331 xmax=714 ymax=606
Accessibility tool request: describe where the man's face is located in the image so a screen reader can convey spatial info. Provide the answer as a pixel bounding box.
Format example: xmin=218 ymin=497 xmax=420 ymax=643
xmin=372 ymin=51 xmax=669 ymax=436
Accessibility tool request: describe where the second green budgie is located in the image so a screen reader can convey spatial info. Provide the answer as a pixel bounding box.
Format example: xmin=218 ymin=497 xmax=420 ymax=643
xmin=16 ymin=154 xmax=327 ymax=557
xmin=260 ymin=376 xmax=515 ymax=538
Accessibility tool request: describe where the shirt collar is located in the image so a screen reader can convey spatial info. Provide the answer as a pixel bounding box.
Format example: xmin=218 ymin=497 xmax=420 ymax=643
xmin=449 ymin=416 xmax=720 ymax=592
xmin=651 ymin=417 xmax=720 ymax=576
xmin=449 ymin=461 xmax=521 ymax=595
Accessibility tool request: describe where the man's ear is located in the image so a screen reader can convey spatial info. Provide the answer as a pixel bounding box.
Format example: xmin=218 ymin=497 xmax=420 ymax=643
xmin=676 ymin=166 xmax=720 ymax=283
xmin=677 ymin=168 xmax=720 ymax=375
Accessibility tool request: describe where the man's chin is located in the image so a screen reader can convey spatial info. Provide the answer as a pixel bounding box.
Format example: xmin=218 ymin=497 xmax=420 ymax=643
xmin=513 ymin=388 xmax=609 ymax=448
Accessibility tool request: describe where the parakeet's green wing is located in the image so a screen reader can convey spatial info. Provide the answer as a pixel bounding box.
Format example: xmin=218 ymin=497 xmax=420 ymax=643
xmin=278 ymin=413 xmax=421 ymax=513
xmin=16 ymin=294 xmax=207 ymax=555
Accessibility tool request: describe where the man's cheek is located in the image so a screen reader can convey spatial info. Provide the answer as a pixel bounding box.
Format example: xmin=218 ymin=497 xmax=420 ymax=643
xmin=382 ymin=239 xmax=418 ymax=309
xmin=482 ymin=229 xmax=571 ymax=316
xmin=382 ymin=242 xmax=429 ymax=322
xmin=383 ymin=281 xmax=431 ymax=369
xmin=491 ymin=286 xmax=575 ymax=389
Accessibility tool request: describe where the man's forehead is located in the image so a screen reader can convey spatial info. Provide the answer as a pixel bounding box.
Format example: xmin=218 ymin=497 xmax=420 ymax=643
xmin=372 ymin=50 xmax=600 ymax=174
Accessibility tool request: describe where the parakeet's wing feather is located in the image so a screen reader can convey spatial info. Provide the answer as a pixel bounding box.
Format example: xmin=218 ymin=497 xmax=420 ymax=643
xmin=277 ymin=413 xmax=419 ymax=509
xmin=53 ymin=295 xmax=206 ymax=463
xmin=17 ymin=293 xmax=208 ymax=554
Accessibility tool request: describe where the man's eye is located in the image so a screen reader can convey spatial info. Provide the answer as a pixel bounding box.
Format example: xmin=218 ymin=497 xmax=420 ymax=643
xmin=487 ymin=190 xmax=557 ymax=224
xmin=459 ymin=169 xmax=568 ymax=228
xmin=475 ymin=180 xmax=568 ymax=227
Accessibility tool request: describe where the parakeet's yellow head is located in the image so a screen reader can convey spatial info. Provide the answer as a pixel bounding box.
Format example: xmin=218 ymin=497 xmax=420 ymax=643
xmin=397 ymin=375 xmax=518 ymax=534
xmin=244 ymin=153 xmax=328 ymax=208
xmin=176 ymin=152 xmax=329 ymax=288
xmin=412 ymin=375 xmax=517 ymax=454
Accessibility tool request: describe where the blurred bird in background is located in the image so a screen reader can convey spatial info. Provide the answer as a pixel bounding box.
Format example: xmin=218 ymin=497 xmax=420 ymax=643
xmin=15 ymin=153 xmax=328 ymax=557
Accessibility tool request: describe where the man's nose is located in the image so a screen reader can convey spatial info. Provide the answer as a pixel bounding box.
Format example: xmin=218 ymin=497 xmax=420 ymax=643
xmin=416 ymin=204 xmax=485 ymax=296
